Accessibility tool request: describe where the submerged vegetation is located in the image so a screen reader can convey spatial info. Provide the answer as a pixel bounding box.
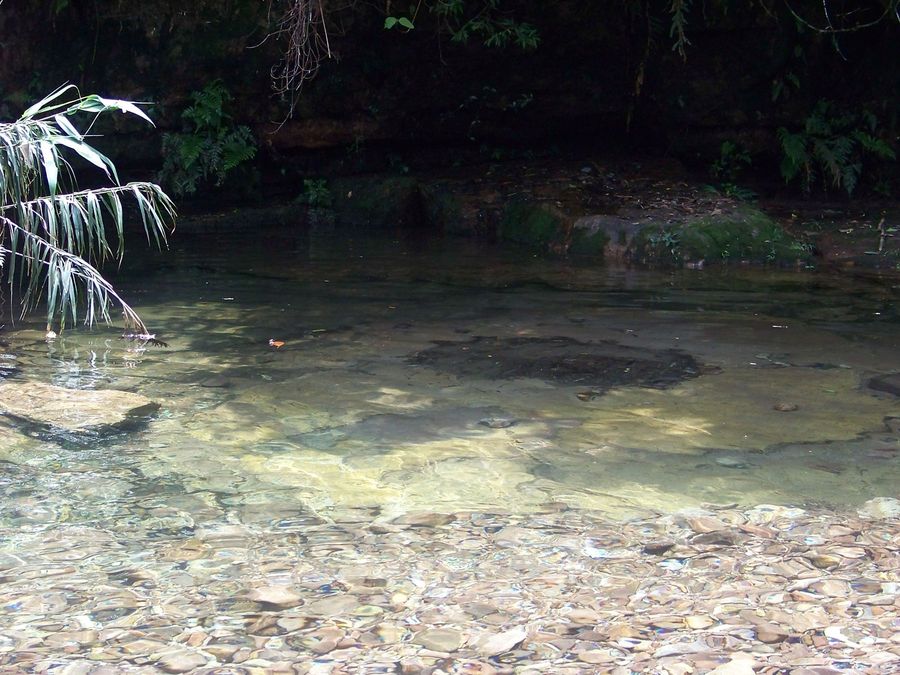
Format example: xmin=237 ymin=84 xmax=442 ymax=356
xmin=0 ymin=86 xmax=174 ymax=332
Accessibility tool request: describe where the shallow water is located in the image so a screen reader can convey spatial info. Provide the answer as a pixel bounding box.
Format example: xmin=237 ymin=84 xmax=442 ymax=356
xmin=1 ymin=229 xmax=899 ymax=671
xmin=1 ymin=229 xmax=897 ymax=522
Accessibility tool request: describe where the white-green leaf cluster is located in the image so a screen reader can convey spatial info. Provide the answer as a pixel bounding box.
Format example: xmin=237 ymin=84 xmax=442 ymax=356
xmin=0 ymin=84 xmax=175 ymax=332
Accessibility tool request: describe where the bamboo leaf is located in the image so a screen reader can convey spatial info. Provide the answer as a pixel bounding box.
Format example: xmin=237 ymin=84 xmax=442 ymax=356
xmin=70 ymin=95 xmax=154 ymax=126
xmin=53 ymin=113 xmax=82 ymax=139
xmin=21 ymin=84 xmax=80 ymax=119
xmin=51 ymin=136 xmax=116 ymax=182
xmin=39 ymin=141 xmax=59 ymax=195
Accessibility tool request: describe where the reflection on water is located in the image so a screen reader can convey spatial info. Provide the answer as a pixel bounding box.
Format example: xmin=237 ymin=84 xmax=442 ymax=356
xmin=0 ymin=229 xmax=898 ymax=524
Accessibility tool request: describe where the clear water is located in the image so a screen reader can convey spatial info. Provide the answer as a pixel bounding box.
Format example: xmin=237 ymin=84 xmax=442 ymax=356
xmin=1 ymin=229 xmax=898 ymax=528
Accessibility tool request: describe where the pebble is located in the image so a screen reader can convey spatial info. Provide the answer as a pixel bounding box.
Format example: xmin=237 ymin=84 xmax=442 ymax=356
xmin=304 ymin=594 xmax=360 ymax=616
xmin=478 ymin=417 xmax=516 ymax=429
xmin=475 ymin=627 xmax=527 ymax=656
xmin=155 ymin=649 xmax=209 ymax=673
xmin=715 ymin=456 xmax=750 ymax=469
xmin=247 ymin=585 xmax=304 ymax=608
xmin=393 ymin=512 xmax=456 ymax=527
xmin=2 ymin=504 xmax=898 ymax=673
xmin=413 ymin=628 xmax=464 ymax=652
xmin=773 ymin=402 xmax=799 ymax=412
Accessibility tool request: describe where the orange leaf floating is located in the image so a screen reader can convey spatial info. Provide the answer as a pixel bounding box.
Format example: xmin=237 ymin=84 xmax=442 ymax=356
xmin=268 ymin=339 xmax=285 ymax=348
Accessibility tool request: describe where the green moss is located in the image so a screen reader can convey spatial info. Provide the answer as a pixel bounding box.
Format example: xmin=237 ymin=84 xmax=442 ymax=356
xmin=500 ymin=202 xmax=565 ymax=249
xmin=638 ymin=206 xmax=809 ymax=265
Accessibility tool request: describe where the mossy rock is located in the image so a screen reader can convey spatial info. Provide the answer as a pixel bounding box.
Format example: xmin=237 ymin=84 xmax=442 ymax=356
xmin=498 ymin=202 xmax=561 ymax=250
xmin=637 ymin=206 xmax=810 ymax=265
xmin=330 ymin=176 xmax=424 ymax=229
xmin=499 ymin=202 xmax=609 ymax=256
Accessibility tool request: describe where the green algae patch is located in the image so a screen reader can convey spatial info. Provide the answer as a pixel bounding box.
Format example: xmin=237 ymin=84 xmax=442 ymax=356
xmin=638 ymin=205 xmax=808 ymax=265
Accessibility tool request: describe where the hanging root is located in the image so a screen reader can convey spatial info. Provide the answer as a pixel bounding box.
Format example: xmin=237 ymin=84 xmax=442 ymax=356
xmin=271 ymin=0 xmax=333 ymax=116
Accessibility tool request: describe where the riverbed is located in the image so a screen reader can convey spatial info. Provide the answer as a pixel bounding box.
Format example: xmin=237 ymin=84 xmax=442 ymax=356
xmin=0 ymin=229 xmax=897 ymax=672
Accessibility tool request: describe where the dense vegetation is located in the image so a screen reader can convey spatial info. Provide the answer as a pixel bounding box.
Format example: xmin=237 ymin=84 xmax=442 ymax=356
xmin=0 ymin=1 xmax=894 ymax=199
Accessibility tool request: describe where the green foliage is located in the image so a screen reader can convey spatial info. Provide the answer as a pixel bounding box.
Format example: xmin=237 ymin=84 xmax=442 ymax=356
xmin=647 ymin=229 xmax=682 ymax=261
xmin=707 ymin=141 xmax=756 ymax=201
xmin=0 ymin=85 xmax=174 ymax=331
xmin=668 ymin=0 xmax=693 ymax=59
xmin=300 ymin=179 xmax=332 ymax=207
xmin=431 ymin=0 xmax=540 ymax=50
xmin=385 ymin=16 xmax=415 ymax=30
xmin=160 ymin=80 xmax=257 ymax=196
xmin=778 ymin=101 xmax=896 ymax=196
xmin=710 ymin=141 xmax=751 ymax=183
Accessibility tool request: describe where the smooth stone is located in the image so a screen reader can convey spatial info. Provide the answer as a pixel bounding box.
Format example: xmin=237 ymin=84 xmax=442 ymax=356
xmin=715 ymin=456 xmax=749 ymax=469
xmin=155 ymin=649 xmax=209 ymax=673
xmin=393 ymin=512 xmax=456 ymax=527
xmin=578 ymin=649 xmax=616 ymax=664
xmin=478 ymin=417 xmax=516 ymax=429
xmin=304 ymin=594 xmax=359 ymax=616
xmin=684 ymin=615 xmax=715 ymax=629
xmin=642 ymin=541 xmax=675 ymax=556
xmin=858 ymin=497 xmax=900 ymax=519
xmin=413 ymin=628 xmax=463 ymax=652
xmin=247 ymin=586 xmax=304 ymax=608
xmin=373 ymin=624 xmax=408 ymax=644
xmin=474 ymin=627 xmax=527 ymax=656
xmin=755 ymin=624 xmax=789 ymax=643
xmin=0 ymin=380 xmax=157 ymax=431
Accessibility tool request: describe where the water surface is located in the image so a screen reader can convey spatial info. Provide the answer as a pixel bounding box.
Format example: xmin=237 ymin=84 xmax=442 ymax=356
xmin=1 ymin=229 xmax=897 ymax=525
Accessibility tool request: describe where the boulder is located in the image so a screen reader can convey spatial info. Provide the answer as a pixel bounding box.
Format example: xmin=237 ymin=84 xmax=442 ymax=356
xmin=0 ymin=380 xmax=158 ymax=432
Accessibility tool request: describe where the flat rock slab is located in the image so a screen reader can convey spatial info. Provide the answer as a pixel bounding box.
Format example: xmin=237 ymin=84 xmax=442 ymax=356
xmin=410 ymin=336 xmax=701 ymax=392
xmin=0 ymin=380 xmax=158 ymax=432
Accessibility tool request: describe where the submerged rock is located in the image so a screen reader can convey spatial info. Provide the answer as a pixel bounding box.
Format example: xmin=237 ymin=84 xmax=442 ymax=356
xmin=0 ymin=380 xmax=157 ymax=432
xmin=410 ymin=336 xmax=701 ymax=393
xmin=858 ymin=497 xmax=900 ymax=519
xmin=866 ymin=373 xmax=900 ymax=398
xmin=413 ymin=628 xmax=464 ymax=652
